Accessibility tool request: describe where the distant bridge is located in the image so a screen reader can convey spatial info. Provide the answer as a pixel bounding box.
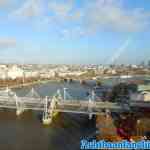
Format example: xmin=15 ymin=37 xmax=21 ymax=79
xmin=0 ymin=87 xmax=149 ymax=124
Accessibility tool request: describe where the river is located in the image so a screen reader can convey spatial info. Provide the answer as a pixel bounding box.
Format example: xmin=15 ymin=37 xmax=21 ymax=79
xmin=0 ymin=81 xmax=96 ymax=150
xmin=0 ymin=76 xmax=149 ymax=150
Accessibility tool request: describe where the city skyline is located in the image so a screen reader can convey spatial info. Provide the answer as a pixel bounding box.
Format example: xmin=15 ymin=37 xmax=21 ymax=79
xmin=0 ymin=0 xmax=150 ymax=64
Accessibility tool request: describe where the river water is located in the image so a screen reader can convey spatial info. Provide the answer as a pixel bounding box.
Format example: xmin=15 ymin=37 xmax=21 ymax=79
xmin=0 ymin=81 xmax=96 ymax=150
xmin=0 ymin=76 xmax=149 ymax=150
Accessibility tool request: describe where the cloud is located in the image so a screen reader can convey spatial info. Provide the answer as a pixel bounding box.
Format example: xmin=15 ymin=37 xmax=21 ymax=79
xmin=48 ymin=0 xmax=81 ymax=23
xmin=82 ymin=0 xmax=150 ymax=33
xmin=11 ymin=0 xmax=44 ymax=19
xmin=48 ymin=0 xmax=73 ymax=17
xmin=0 ymin=38 xmax=16 ymax=48
xmin=8 ymin=0 xmax=150 ymax=35
xmin=46 ymin=0 xmax=150 ymax=35
xmin=0 ymin=0 xmax=9 ymax=7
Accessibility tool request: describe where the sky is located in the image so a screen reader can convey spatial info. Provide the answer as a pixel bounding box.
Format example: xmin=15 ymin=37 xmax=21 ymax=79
xmin=0 ymin=0 xmax=150 ymax=64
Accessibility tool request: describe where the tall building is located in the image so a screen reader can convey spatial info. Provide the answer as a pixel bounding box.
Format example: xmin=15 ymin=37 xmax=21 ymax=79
xmin=148 ymin=60 xmax=150 ymax=67
xmin=140 ymin=61 xmax=145 ymax=67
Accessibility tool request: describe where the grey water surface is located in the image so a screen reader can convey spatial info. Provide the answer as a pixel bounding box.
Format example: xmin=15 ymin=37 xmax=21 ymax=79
xmin=0 ymin=81 xmax=96 ymax=150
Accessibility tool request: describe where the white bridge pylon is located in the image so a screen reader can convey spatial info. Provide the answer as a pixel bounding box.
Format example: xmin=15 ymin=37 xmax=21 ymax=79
xmin=42 ymin=88 xmax=97 ymax=124
xmin=0 ymin=87 xmax=25 ymax=116
xmin=62 ymin=88 xmax=96 ymax=120
xmin=14 ymin=93 xmax=24 ymax=116
xmin=43 ymin=90 xmax=60 ymax=125
xmin=88 ymin=90 xmax=95 ymax=120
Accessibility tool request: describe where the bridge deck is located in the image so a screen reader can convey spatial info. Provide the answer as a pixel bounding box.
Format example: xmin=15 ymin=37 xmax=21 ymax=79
xmin=0 ymin=94 xmax=149 ymax=115
xmin=0 ymin=95 xmax=131 ymax=114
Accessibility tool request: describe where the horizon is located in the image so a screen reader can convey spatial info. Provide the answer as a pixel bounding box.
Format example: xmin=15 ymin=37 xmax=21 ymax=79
xmin=0 ymin=0 xmax=150 ymax=64
xmin=0 ymin=62 xmax=148 ymax=66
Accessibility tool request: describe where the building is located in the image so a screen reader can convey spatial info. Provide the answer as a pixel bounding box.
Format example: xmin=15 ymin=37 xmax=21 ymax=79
xmin=130 ymin=92 xmax=144 ymax=101
xmin=40 ymin=70 xmax=56 ymax=78
xmin=7 ymin=65 xmax=24 ymax=79
xmin=24 ymin=71 xmax=39 ymax=78
xmin=130 ymin=91 xmax=150 ymax=102
xmin=58 ymin=71 xmax=86 ymax=77
xmin=0 ymin=65 xmax=8 ymax=80
xmin=138 ymin=85 xmax=150 ymax=92
xmin=0 ymin=69 xmax=8 ymax=80
xmin=142 ymin=91 xmax=150 ymax=101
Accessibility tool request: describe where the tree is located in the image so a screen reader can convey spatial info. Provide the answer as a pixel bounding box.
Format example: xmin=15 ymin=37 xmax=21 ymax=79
xmin=96 ymin=79 xmax=101 ymax=86
xmin=110 ymin=83 xmax=137 ymax=103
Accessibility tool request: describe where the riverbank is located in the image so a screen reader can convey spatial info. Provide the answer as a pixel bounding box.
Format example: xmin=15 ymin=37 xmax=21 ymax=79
xmin=96 ymin=111 xmax=150 ymax=141
xmin=0 ymin=73 xmax=149 ymax=90
xmin=0 ymin=77 xmax=97 ymax=90
xmin=0 ymin=78 xmax=64 ymax=90
xmin=96 ymin=114 xmax=122 ymax=141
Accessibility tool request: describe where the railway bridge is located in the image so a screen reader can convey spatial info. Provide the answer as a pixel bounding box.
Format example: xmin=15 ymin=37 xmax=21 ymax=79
xmin=0 ymin=87 xmax=149 ymax=125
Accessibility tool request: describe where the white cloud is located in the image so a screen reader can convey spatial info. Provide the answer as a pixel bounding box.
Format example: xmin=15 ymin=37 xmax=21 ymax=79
xmin=46 ymin=0 xmax=150 ymax=35
xmin=0 ymin=0 xmax=9 ymax=7
xmin=0 ymin=38 xmax=16 ymax=48
xmin=48 ymin=1 xmax=73 ymax=16
xmin=11 ymin=0 xmax=44 ymax=19
xmin=82 ymin=0 xmax=150 ymax=33
xmin=8 ymin=0 xmax=150 ymax=35
xmin=47 ymin=0 xmax=81 ymax=23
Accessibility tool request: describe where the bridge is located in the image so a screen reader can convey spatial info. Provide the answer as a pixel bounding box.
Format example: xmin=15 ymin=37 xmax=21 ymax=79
xmin=0 ymin=87 xmax=149 ymax=124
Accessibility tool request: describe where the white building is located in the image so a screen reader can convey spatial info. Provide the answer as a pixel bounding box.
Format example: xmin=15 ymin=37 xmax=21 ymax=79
xmin=24 ymin=71 xmax=39 ymax=78
xmin=58 ymin=71 xmax=86 ymax=77
xmin=0 ymin=70 xmax=8 ymax=80
xmin=142 ymin=91 xmax=150 ymax=102
xmin=7 ymin=65 xmax=24 ymax=79
xmin=131 ymin=65 xmax=138 ymax=68
xmin=0 ymin=65 xmax=8 ymax=79
xmin=40 ymin=70 xmax=56 ymax=78
xmin=130 ymin=93 xmax=144 ymax=101
xmin=130 ymin=91 xmax=150 ymax=102
xmin=105 ymin=68 xmax=117 ymax=75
